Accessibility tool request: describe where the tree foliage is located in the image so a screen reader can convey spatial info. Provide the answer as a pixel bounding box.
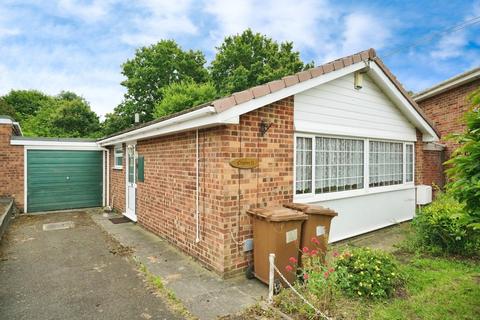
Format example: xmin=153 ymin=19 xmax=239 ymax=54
xmin=210 ymin=29 xmax=312 ymax=95
xmin=154 ymin=80 xmax=217 ymax=118
xmin=2 ymin=90 xmax=51 ymax=121
xmin=121 ymin=40 xmax=209 ymax=124
xmin=445 ymin=88 xmax=480 ymax=230
xmin=11 ymin=91 xmax=102 ymax=138
xmin=0 ymin=98 xmax=17 ymax=118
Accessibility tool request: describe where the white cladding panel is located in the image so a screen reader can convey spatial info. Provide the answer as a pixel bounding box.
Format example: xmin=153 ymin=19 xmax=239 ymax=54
xmin=313 ymin=188 xmax=416 ymax=242
xmin=294 ymin=73 xmax=417 ymax=141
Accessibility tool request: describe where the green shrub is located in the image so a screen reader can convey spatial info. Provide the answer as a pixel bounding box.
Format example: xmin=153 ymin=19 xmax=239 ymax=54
xmin=334 ymin=247 xmax=403 ymax=299
xmin=413 ymin=191 xmax=480 ymax=256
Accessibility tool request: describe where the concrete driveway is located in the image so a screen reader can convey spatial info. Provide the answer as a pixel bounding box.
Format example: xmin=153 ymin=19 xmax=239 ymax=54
xmin=0 ymin=211 xmax=182 ymax=320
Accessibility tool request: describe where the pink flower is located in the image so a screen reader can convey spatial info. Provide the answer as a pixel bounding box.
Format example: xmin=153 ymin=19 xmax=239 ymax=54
xmin=303 ymin=273 xmax=309 ymax=280
xmin=310 ymin=249 xmax=318 ymax=256
xmin=285 ymin=265 xmax=294 ymax=272
xmin=329 ymin=267 xmax=335 ymax=273
xmin=324 ymin=271 xmax=330 ymax=279
xmin=302 ymin=246 xmax=310 ymax=253
xmin=288 ymin=256 xmax=298 ymax=264
xmin=333 ymin=251 xmax=339 ymax=257
xmin=311 ymin=237 xmax=320 ymax=245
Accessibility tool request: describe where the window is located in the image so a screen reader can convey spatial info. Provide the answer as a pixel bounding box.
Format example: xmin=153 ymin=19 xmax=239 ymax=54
xmin=114 ymin=145 xmax=123 ymax=169
xmin=295 ymin=135 xmax=415 ymax=198
xmin=369 ymin=141 xmax=403 ymax=187
xmin=315 ymin=137 xmax=364 ymax=193
xmin=406 ymin=144 xmax=414 ymax=182
xmin=295 ymin=137 xmax=312 ymax=194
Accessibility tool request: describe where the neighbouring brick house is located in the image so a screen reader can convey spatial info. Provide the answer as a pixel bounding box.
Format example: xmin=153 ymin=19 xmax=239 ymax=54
xmin=0 ymin=117 xmax=24 ymax=209
xmin=95 ymin=49 xmax=442 ymax=277
xmin=414 ymin=67 xmax=480 ymax=188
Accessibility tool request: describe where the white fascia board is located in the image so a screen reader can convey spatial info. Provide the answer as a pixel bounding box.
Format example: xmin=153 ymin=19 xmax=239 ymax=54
xmin=98 ymin=62 xmax=368 ymax=146
xmin=11 ymin=139 xmax=102 ymax=149
xmin=215 ymin=62 xmax=369 ymax=122
xmin=413 ymin=68 xmax=480 ymax=102
xmin=98 ymin=106 xmax=218 ymax=146
xmin=24 ymin=145 xmax=105 ymax=151
xmin=368 ymin=63 xmax=439 ymax=142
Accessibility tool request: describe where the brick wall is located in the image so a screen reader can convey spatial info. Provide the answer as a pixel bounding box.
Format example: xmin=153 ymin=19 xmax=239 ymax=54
xmin=417 ymin=79 xmax=480 ymax=160
xmin=0 ymin=123 xmax=24 ymax=210
xmin=108 ymin=97 xmax=295 ymax=276
xmin=108 ymin=145 xmax=125 ymax=212
xmin=220 ymin=97 xmax=295 ymax=276
xmin=414 ymin=129 xmax=444 ymax=193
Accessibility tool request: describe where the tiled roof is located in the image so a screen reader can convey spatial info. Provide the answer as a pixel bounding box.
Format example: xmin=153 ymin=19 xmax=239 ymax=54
xmin=99 ymin=48 xmax=440 ymax=141
xmin=211 ymin=49 xmax=375 ymax=112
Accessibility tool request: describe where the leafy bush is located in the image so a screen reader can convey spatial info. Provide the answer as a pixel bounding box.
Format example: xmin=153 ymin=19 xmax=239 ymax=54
xmin=333 ymin=247 xmax=403 ymax=299
xmin=446 ymin=88 xmax=480 ymax=232
xmin=413 ymin=191 xmax=480 ymax=256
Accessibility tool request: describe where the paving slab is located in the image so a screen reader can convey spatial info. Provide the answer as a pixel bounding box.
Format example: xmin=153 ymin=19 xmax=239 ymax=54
xmin=0 ymin=211 xmax=182 ymax=320
xmin=90 ymin=210 xmax=267 ymax=320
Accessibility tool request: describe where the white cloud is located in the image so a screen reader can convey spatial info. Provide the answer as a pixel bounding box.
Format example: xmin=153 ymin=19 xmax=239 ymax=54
xmin=430 ymin=31 xmax=467 ymax=59
xmin=56 ymin=0 xmax=114 ymax=23
xmin=120 ymin=0 xmax=198 ymax=46
xmin=204 ymin=0 xmax=331 ymax=51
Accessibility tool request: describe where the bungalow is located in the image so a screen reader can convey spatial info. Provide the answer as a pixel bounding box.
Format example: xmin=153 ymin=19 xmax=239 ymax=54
xmin=0 ymin=49 xmax=442 ymax=277
xmin=96 ymin=48 xmax=441 ymax=276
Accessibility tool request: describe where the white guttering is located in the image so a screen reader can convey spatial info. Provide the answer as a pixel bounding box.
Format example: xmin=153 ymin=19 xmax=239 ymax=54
xmin=413 ymin=67 xmax=480 ymax=102
xmin=98 ymin=106 xmax=219 ymax=146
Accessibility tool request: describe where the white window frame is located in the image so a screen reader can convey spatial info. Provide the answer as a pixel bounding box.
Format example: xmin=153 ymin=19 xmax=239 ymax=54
xmin=114 ymin=144 xmax=123 ymax=170
xmin=294 ymin=133 xmax=415 ymax=203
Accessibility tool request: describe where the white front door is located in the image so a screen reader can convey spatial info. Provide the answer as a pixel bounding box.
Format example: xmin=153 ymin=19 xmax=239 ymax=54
xmin=125 ymin=144 xmax=137 ymax=221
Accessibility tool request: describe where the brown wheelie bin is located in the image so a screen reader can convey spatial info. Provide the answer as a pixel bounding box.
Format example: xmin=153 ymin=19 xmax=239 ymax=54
xmin=284 ymin=203 xmax=337 ymax=261
xmin=247 ymin=207 xmax=307 ymax=285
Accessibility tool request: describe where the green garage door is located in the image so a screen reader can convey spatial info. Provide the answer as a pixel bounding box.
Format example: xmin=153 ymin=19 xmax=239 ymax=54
xmin=27 ymin=150 xmax=103 ymax=212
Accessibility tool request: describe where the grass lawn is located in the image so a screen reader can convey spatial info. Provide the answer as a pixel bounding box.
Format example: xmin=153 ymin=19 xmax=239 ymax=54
xmin=346 ymin=254 xmax=480 ymax=320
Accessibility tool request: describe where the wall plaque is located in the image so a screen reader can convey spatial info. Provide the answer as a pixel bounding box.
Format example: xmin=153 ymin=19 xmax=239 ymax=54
xmin=229 ymin=157 xmax=259 ymax=169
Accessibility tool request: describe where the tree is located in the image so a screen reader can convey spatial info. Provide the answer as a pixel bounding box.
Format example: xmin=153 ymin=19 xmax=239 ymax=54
xmin=154 ymin=80 xmax=217 ymax=117
xmin=210 ymin=29 xmax=313 ymax=95
xmin=23 ymin=94 xmax=101 ymax=138
xmin=445 ymin=88 xmax=480 ymax=229
xmin=102 ymin=100 xmax=137 ymax=136
xmin=2 ymin=90 xmax=51 ymax=122
xmin=0 ymin=98 xmax=16 ymax=118
xmin=120 ymin=40 xmax=210 ymax=123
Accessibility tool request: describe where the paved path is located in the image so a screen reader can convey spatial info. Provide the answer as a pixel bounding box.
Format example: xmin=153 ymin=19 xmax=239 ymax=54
xmin=91 ymin=210 xmax=267 ymax=320
xmin=0 ymin=211 xmax=182 ymax=320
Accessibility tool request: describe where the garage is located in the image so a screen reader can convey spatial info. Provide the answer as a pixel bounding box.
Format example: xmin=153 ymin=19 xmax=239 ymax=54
xmin=6 ymin=136 xmax=107 ymax=213
xmin=27 ymin=150 xmax=103 ymax=212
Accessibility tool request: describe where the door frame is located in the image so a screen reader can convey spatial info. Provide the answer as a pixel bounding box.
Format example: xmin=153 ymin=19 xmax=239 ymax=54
xmin=124 ymin=141 xmax=137 ymax=221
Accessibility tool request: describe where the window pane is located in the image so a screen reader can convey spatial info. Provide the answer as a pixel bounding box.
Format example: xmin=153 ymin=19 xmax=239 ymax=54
xmin=315 ymin=137 xmax=364 ymax=194
xmin=406 ymin=144 xmax=414 ymax=182
xmin=114 ymin=147 xmax=123 ymax=167
xmin=369 ymin=141 xmax=403 ymax=187
xmin=295 ymin=137 xmax=312 ymax=194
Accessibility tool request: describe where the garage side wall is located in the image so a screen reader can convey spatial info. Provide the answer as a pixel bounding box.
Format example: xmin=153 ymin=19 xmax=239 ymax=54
xmin=0 ymin=123 xmax=24 ymax=210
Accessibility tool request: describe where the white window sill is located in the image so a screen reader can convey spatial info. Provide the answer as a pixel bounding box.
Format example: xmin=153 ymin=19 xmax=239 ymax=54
xmin=113 ymin=166 xmax=123 ymax=170
xmin=294 ymin=183 xmax=415 ymax=203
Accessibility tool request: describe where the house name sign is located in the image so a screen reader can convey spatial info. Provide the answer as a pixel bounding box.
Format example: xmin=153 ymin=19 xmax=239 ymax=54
xmin=229 ymin=157 xmax=259 ymax=169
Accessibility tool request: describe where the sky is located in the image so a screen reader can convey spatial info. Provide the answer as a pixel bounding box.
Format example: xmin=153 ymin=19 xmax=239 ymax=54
xmin=0 ymin=0 xmax=479 ymax=119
